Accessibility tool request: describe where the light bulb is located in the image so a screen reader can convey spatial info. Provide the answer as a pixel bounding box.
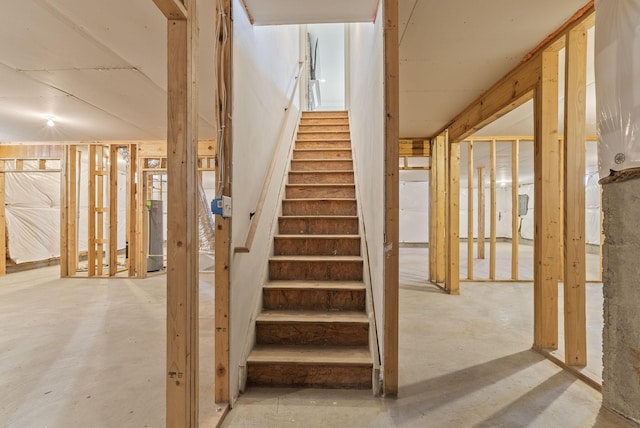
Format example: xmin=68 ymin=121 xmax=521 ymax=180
xmin=47 ymin=119 xmax=55 ymax=127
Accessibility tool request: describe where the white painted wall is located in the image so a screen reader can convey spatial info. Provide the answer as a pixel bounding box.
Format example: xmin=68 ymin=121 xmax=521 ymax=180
xmin=229 ymin=0 xmax=301 ymax=404
xmin=308 ymin=24 xmax=345 ymax=110
xmin=347 ymin=8 xmax=385 ymax=370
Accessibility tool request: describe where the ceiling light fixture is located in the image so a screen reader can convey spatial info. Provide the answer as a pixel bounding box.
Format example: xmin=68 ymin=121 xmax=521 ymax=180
xmin=45 ymin=115 xmax=56 ymax=127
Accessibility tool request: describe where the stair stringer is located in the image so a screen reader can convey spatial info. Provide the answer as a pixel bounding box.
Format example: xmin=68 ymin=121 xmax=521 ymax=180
xmin=349 ymin=111 xmax=383 ymax=396
xmin=235 ymin=111 xmax=302 ymax=399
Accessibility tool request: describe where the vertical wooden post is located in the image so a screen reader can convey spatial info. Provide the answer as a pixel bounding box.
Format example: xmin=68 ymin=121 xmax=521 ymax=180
xmin=383 ymin=0 xmax=400 ymax=397
xmin=429 ymin=140 xmax=437 ymax=282
xmin=88 ymin=145 xmax=97 ymax=277
xmin=467 ymin=142 xmax=474 ymax=280
xmin=128 ymin=145 xmax=138 ymax=277
xmin=511 ymin=140 xmax=519 ymax=280
xmin=0 ymin=160 xmax=5 ymax=277
xmin=136 ymin=154 xmax=148 ymax=278
xmin=60 ymin=151 xmax=69 ymax=278
xmin=558 ymin=136 xmax=565 ymax=283
xmin=214 ymin=0 xmax=232 ymax=405
xmin=563 ymin=25 xmax=588 ymax=366
xmin=446 ymin=136 xmax=460 ymax=295
xmin=477 ymin=167 xmax=485 ymax=259
xmin=434 ymin=135 xmax=446 ymax=283
xmin=533 ymin=50 xmax=560 ymax=350
xmin=165 ymin=0 xmax=200 ymax=423
xmin=109 ymin=146 xmax=119 ymax=276
xmin=97 ymin=147 xmax=105 ymax=276
xmin=490 ymin=139 xmax=497 ymax=279
xmin=68 ymin=146 xmax=78 ymax=276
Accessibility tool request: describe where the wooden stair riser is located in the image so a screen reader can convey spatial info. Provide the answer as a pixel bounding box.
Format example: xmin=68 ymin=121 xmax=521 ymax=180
xmin=286 ymin=185 xmax=355 ymax=199
xmin=274 ymin=236 xmax=361 ymax=256
xmin=301 ymin=112 xmax=348 ymax=119
xmin=297 ymin=132 xmax=351 ymax=140
xmin=269 ymin=259 xmax=363 ymax=281
xmin=256 ymin=322 xmax=369 ymax=346
xmin=246 ymin=364 xmax=372 ymax=389
xmin=278 ymin=217 xmax=359 ymax=235
xmin=293 ymin=150 xmax=352 ymax=160
xmin=295 ymin=140 xmax=351 ymax=150
xmin=288 ymin=171 xmax=354 ymax=185
xmin=282 ymin=199 xmax=357 ymax=216
xmin=291 ymin=160 xmax=353 ymax=171
xmin=299 ymin=118 xmax=349 ymax=126
xmin=298 ymin=124 xmax=350 ymax=132
xmin=263 ymin=288 xmax=365 ymax=311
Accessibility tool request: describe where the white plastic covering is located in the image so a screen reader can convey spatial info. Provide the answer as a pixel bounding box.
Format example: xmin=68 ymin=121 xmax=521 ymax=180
xmin=5 ymin=171 xmax=60 ymax=263
xmin=595 ymin=0 xmax=640 ymax=178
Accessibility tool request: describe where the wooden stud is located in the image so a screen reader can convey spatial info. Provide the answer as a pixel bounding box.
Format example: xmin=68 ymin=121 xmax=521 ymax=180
xmin=434 ymin=135 xmax=446 ymax=283
xmin=128 ymin=145 xmax=138 ymax=276
xmin=152 ymin=0 xmax=187 ymax=20
xmin=490 ymin=139 xmax=497 ymax=280
xmin=399 ymin=139 xmax=431 ymax=157
xmin=429 ymin=140 xmax=437 ymax=282
xmin=446 ymin=135 xmax=460 ymax=295
xmin=383 ymin=0 xmax=400 ymax=397
xmin=15 ymin=160 xmax=24 ymax=171
xmin=477 ymin=167 xmax=485 ymax=260
xmin=558 ymin=134 xmax=565 ymax=283
xmin=563 ymin=24 xmax=588 ymax=366
xmin=68 ymin=146 xmax=78 ymax=276
xmin=39 ymin=159 xmax=47 ymax=170
xmin=0 ymin=160 xmax=5 ymax=276
xmin=214 ymin=0 xmax=232 ymax=407
xmin=96 ymin=147 xmax=105 ymax=276
xmin=533 ymin=50 xmax=560 ymax=350
xmin=109 ymin=146 xmax=119 ymax=276
xmin=88 ymin=145 xmax=97 ymax=277
xmin=59 ymin=151 xmax=69 ymax=278
xmin=165 ymin=0 xmax=200 ymax=422
xmin=467 ymin=142 xmax=474 ymax=280
xmin=136 ymin=150 xmax=148 ymax=278
xmin=511 ymin=140 xmax=519 ymax=280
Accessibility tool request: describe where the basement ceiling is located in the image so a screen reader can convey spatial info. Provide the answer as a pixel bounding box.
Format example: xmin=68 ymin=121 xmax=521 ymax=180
xmin=242 ymin=0 xmax=380 ymax=25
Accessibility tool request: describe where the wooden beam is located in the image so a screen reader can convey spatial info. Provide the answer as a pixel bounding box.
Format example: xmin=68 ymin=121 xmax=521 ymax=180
xmin=109 ymin=145 xmax=119 ymax=276
xmin=96 ymin=147 xmax=105 ymax=277
xmin=446 ymin=136 xmax=460 ymax=295
xmin=0 ymin=160 xmax=5 ymax=276
xmin=477 ymin=167 xmax=485 ymax=260
xmin=383 ymin=0 xmax=400 ymax=398
xmin=399 ymin=139 xmax=430 ymax=157
xmin=467 ymin=142 xmax=474 ymax=280
xmin=511 ymin=140 xmax=519 ymax=280
xmin=563 ymin=24 xmax=588 ymax=366
xmin=88 ymin=145 xmax=97 ymax=277
xmin=214 ymin=0 xmax=232 ymax=406
xmin=152 ymin=0 xmax=187 ymax=20
xmin=490 ymin=139 xmax=497 ymax=280
xmin=128 ymin=145 xmax=138 ymax=276
xmin=444 ymin=57 xmax=539 ymax=142
xmin=68 ymin=146 xmax=78 ymax=276
xmin=0 ymin=145 xmax=64 ymax=159
xmin=434 ymin=135 xmax=446 ymax=283
xmin=165 ymin=0 xmax=199 ymax=423
xmin=533 ymin=50 xmax=560 ymax=350
xmin=429 ymin=140 xmax=437 ymax=282
xmin=138 ymin=140 xmax=216 ymax=158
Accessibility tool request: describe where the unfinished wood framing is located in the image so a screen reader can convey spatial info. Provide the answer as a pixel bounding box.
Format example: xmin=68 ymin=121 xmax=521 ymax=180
xmin=0 ymin=160 xmax=5 ymax=276
xmin=489 ymin=139 xmax=497 ymax=280
xmin=563 ymin=23 xmax=588 ymax=366
xmin=511 ymin=140 xmax=519 ymax=280
xmin=433 ymin=134 xmax=446 ymax=283
xmin=399 ymin=139 xmax=430 ymax=157
xmin=214 ymin=0 xmax=232 ymax=406
xmin=163 ymin=0 xmax=200 ymax=421
xmin=88 ymin=145 xmax=97 ymax=277
xmin=467 ymin=143 xmax=473 ymax=279
xmin=66 ymin=146 xmax=78 ymax=276
xmin=533 ymin=50 xmax=560 ymax=350
xmin=477 ymin=167 xmax=485 ymax=260
xmin=446 ymin=136 xmax=460 ymax=295
xmin=127 ymin=145 xmax=137 ymax=276
xmin=109 ymin=146 xmax=119 ymax=276
xmin=429 ymin=139 xmax=437 ymax=282
xmin=383 ymin=0 xmax=400 ymax=397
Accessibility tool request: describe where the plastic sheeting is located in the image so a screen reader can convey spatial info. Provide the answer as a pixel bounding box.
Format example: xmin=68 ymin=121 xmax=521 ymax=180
xmin=198 ymin=177 xmax=216 ymax=252
xmin=5 ymin=171 xmax=60 ymax=263
xmin=595 ymin=0 xmax=640 ymax=178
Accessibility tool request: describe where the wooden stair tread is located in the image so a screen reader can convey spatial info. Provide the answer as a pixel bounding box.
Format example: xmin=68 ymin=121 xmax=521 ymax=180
xmin=248 ymin=345 xmax=371 ymax=365
xmin=286 ymin=184 xmax=355 ymax=188
xmin=289 ymin=170 xmax=354 ymax=173
xmin=275 ymin=234 xmax=360 ymax=239
xmin=280 ymin=215 xmax=358 ymax=219
xmin=257 ymin=310 xmax=368 ymax=323
xmin=270 ymin=255 xmax=362 ymax=262
xmin=264 ymin=280 xmax=366 ymax=291
xmin=296 ymin=138 xmax=351 ymax=142
xmin=283 ymin=198 xmax=356 ymax=202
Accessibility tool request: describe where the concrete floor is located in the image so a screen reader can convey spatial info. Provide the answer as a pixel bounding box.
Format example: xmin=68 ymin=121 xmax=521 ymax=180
xmin=0 ymin=249 xmax=632 ymax=427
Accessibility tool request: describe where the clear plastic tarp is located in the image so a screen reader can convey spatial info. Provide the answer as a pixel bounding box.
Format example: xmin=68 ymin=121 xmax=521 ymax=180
xmin=595 ymin=0 xmax=640 ymax=178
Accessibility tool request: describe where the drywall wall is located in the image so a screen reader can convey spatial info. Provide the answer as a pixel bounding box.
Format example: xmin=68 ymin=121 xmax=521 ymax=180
xmin=348 ymin=8 xmax=385 ymax=367
xmin=229 ymin=0 xmax=301 ymax=404
xmin=307 ymin=24 xmax=345 ymax=110
xmin=602 ymin=178 xmax=640 ymax=424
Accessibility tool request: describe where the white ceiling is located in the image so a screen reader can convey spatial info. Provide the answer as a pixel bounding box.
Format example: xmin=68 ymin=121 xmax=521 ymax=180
xmin=399 ymin=0 xmax=591 ymax=138
xmin=0 ymin=0 xmax=216 ymax=142
xmin=242 ymin=0 xmax=380 ymax=25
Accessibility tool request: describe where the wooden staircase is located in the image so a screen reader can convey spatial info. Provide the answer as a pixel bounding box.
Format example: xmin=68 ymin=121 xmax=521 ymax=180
xmin=246 ymin=111 xmax=373 ymax=389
